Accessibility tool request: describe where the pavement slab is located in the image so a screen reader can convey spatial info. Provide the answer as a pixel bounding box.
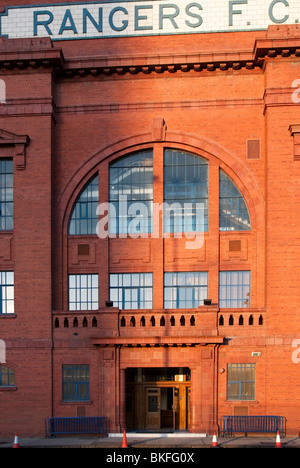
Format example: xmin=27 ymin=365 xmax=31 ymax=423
xmin=0 ymin=433 xmax=299 ymax=449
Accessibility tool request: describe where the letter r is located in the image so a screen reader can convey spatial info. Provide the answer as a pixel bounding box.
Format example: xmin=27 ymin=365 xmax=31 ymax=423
xmin=33 ymin=10 xmax=53 ymax=36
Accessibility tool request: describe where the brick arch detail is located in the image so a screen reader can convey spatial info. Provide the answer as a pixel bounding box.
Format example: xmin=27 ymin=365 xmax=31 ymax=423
xmin=58 ymin=131 xmax=264 ymax=235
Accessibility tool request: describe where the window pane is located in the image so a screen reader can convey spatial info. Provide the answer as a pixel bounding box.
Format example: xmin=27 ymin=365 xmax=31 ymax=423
xmin=219 ymin=271 xmax=251 ymax=308
xmin=227 ymin=364 xmax=255 ymax=401
xmin=164 ymin=149 xmax=208 ymax=233
xmin=0 ymin=271 xmax=14 ymax=314
xmin=164 ymin=272 xmax=208 ymax=309
xmin=219 ymin=170 xmax=251 ymax=231
xmin=0 ymin=159 xmax=13 ymax=231
xmin=109 ymin=151 xmax=153 ymax=235
xmin=110 ymin=273 xmax=153 ymax=309
xmin=0 ymin=365 xmax=15 ymax=386
xmin=62 ymin=365 xmax=90 ymax=401
xmin=68 ymin=274 xmax=99 ymax=310
xmin=69 ymin=174 xmax=99 ymax=235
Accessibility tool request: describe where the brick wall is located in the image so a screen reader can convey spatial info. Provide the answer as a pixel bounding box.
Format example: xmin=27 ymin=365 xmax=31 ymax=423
xmin=0 ymin=19 xmax=300 ymax=436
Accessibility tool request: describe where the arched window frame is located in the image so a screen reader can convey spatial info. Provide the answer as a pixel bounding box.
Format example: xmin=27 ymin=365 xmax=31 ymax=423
xmin=219 ymin=169 xmax=251 ymax=231
xmin=65 ymin=142 xmax=255 ymax=312
xmin=68 ymin=173 xmax=99 ymax=236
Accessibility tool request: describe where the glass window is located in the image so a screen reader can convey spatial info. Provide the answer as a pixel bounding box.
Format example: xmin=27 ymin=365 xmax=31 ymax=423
xmin=164 ymin=272 xmax=208 ymax=309
xmin=0 ymin=159 xmax=13 ymax=231
xmin=109 ymin=151 xmax=153 ymax=235
xmin=0 ymin=271 xmax=14 ymax=314
xmin=164 ymin=149 xmax=208 ymax=233
xmin=227 ymin=363 xmax=255 ymax=400
xmin=62 ymin=365 xmax=90 ymax=401
xmin=219 ymin=170 xmax=251 ymax=231
xmin=68 ymin=174 xmax=99 ymax=235
xmin=110 ymin=273 xmax=153 ymax=309
xmin=68 ymin=274 xmax=98 ymax=310
xmin=0 ymin=365 xmax=15 ymax=386
xmin=219 ymin=271 xmax=250 ymax=308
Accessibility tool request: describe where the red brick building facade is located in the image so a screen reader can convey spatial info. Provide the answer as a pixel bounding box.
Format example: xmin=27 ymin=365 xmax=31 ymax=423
xmin=1 ymin=0 xmax=300 ymax=437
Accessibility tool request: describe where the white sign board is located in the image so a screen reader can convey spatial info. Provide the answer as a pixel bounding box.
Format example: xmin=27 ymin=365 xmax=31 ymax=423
xmin=0 ymin=0 xmax=299 ymax=40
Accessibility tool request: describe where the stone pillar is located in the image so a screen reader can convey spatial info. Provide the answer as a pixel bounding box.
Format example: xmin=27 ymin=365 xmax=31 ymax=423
xmin=120 ymin=368 xmax=126 ymax=432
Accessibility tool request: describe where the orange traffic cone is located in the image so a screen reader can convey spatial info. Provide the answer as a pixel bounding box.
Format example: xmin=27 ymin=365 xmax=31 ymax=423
xmin=13 ymin=433 xmax=20 ymax=448
xmin=275 ymin=430 xmax=282 ymax=448
xmin=212 ymin=433 xmax=218 ymax=447
xmin=121 ymin=430 xmax=128 ymax=448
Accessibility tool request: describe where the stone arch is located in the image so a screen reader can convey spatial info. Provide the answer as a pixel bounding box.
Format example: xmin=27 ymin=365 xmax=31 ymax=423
xmin=55 ymin=131 xmax=265 ymax=311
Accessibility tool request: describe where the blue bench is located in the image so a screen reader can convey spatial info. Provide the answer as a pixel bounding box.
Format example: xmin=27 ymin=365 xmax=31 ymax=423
xmin=220 ymin=415 xmax=286 ymax=437
xmin=45 ymin=416 xmax=108 ymax=438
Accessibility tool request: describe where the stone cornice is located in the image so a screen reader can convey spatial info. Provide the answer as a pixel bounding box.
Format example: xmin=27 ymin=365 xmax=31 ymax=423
xmin=0 ymin=37 xmax=64 ymax=70
xmin=0 ymin=26 xmax=299 ymax=77
xmin=91 ymin=336 xmax=225 ymax=347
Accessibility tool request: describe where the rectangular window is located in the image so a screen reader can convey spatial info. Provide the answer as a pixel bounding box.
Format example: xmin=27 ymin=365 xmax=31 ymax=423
xmin=164 ymin=272 xmax=208 ymax=309
xmin=227 ymin=363 xmax=255 ymax=401
xmin=62 ymin=365 xmax=90 ymax=401
xmin=0 ymin=365 xmax=15 ymax=386
xmin=110 ymin=273 xmax=153 ymax=310
xmin=219 ymin=271 xmax=250 ymax=308
xmin=0 ymin=271 xmax=14 ymax=314
xmin=0 ymin=159 xmax=13 ymax=231
xmin=68 ymin=274 xmax=98 ymax=311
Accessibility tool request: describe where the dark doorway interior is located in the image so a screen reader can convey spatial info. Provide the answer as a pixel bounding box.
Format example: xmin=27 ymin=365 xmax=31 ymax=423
xmin=125 ymin=367 xmax=190 ymax=431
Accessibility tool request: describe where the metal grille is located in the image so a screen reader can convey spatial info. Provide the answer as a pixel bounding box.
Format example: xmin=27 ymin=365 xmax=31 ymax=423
xmin=45 ymin=417 xmax=108 ymax=437
xmin=220 ymin=415 xmax=286 ymax=437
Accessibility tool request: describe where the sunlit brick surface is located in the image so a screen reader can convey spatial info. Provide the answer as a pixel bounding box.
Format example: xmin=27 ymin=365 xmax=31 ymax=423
xmin=0 ymin=1 xmax=300 ymax=437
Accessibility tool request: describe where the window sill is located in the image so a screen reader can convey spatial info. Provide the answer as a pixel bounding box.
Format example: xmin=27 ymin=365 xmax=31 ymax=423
xmin=225 ymin=399 xmax=258 ymax=404
xmin=0 ymin=386 xmax=17 ymax=391
xmin=60 ymin=400 xmax=92 ymax=405
xmin=0 ymin=314 xmax=16 ymax=319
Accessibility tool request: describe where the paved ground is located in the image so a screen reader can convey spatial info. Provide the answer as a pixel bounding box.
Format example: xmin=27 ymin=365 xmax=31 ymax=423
xmin=1 ymin=433 xmax=299 ymax=449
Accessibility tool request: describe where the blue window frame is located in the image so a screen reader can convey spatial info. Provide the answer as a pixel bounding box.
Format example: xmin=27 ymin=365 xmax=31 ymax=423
xmin=0 ymin=159 xmax=13 ymax=231
xmin=164 ymin=149 xmax=208 ymax=233
xmin=164 ymin=272 xmax=208 ymax=309
xmin=109 ymin=151 xmax=153 ymax=235
xmin=219 ymin=271 xmax=250 ymax=308
xmin=68 ymin=274 xmax=99 ymax=311
xmin=110 ymin=273 xmax=153 ymax=310
xmin=219 ymin=170 xmax=251 ymax=231
xmin=227 ymin=363 xmax=255 ymax=401
xmin=0 ymin=271 xmax=14 ymax=314
xmin=0 ymin=365 xmax=15 ymax=386
xmin=68 ymin=174 xmax=99 ymax=235
xmin=62 ymin=365 xmax=90 ymax=401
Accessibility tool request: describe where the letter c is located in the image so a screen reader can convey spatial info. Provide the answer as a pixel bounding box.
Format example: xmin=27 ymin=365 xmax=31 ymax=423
xmin=269 ymin=0 xmax=289 ymax=24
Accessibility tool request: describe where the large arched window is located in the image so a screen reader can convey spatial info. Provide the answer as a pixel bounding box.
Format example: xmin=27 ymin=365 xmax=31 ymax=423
xmin=109 ymin=150 xmax=153 ymax=235
xmin=66 ymin=147 xmax=253 ymax=311
xmin=219 ymin=170 xmax=251 ymax=231
xmin=163 ymin=149 xmax=208 ymax=233
xmin=68 ymin=174 xmax=99 ymax=235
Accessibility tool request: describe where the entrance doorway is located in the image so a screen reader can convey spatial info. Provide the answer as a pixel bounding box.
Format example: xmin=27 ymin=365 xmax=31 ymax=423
xmin=126 ymin=367 xmax=190 ymax=431
xmin=146 ymin=387 xmax=161 ymax=429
